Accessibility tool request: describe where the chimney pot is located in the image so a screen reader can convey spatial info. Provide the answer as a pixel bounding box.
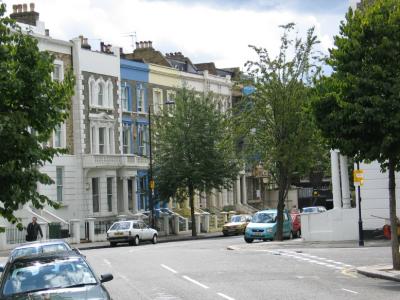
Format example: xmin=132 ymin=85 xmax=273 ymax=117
xmin=30 ymin=3 xmax=35 ymax=12
xmin=135 ymin=42 xmax=139 ymax=49
xmin=139 ymin=41 xmax=144 ymax=48
xmin=23 ymin=4 xmax=28 ymax=12
xmin=12 ymin=5 xmax=17 ymax=13
xmin=45 ymin=29 xmax=49 ymax=36
xmin=149 ymin=41 xmax=153 ymax=48
xmin=17 ymin=4 xmax=23 ymax=13
xmin=83 ymin=38 xmax=88 ymax=45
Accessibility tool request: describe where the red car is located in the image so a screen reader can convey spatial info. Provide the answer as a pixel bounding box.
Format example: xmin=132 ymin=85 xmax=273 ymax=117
xmin=290 ymin=212 xmax=301 ymax=238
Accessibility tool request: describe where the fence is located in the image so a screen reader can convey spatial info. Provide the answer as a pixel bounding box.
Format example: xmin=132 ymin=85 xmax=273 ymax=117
xmin=48 ymin=223 xmax=69 ymax=239
xmin=94 ymin=220 xmax=115 ymax=235
xmin=6 ymin=227 xmax=27 ymax=245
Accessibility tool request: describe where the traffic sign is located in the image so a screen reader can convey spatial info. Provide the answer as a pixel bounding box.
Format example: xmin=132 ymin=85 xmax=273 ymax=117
xmin=149 ymin=180 xmax=155 ymax=190
xmin=353 ymin=169 xmax=364 ymax=186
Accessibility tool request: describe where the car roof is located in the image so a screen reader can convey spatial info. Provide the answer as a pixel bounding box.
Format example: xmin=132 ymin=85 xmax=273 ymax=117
xmin=10 ymin=250 xmax=82 ymax=264
xmin=12 ymin=240 xmax=70 ymax=250
xmin=256 ymin=209 xmax=278 ymax=213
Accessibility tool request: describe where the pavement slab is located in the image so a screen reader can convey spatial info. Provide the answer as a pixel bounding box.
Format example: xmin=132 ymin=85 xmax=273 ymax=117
xmin=357 ymin=265 xmax=400 ymax=282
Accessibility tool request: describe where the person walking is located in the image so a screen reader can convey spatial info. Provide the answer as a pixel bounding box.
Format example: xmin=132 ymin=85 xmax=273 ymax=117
xmin=26 ymin=217 xmax=43 ymax=242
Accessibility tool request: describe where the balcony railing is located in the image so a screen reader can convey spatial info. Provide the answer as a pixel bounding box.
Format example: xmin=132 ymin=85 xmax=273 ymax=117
xmin=82 ymin=154 xmax=149 ymax=169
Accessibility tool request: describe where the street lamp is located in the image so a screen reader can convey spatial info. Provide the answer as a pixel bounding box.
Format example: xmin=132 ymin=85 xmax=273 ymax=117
xmin=148 ymin=100 xmax=175 ymax=229
xmin=356 ymin=161 xmax=364 ymax=246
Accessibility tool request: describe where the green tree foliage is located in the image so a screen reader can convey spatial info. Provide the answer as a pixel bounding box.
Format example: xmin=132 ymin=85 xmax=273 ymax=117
xmin=233 ymin=24 xmax=324 ymax=240
xmin=0 ymin=4 xmax=75 ymax=229
xmin=312 ymin=0 xmax=400 ymax=269
xmin=153 ymin=87 xmax=239 ymax=236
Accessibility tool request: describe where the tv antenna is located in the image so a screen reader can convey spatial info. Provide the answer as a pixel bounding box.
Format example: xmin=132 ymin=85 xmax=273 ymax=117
xmin=122 ymin=31 xmax=137 ymax=51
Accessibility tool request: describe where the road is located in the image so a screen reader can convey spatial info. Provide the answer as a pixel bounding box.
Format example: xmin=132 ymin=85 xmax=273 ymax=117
xmin=82 ymin=236 xmax=400 ymax=300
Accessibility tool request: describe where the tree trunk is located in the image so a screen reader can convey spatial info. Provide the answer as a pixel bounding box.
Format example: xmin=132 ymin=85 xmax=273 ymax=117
xmin=276 ymin=187 xmax=285 ymax=241
xmin=388 ymin=158 xmax=400 ymax=270
xmin=188 ymin=183 xmax=197 ymax=237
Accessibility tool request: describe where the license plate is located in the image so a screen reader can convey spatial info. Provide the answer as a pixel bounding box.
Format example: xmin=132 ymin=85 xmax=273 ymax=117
xmin=114 ymin=232 xmax=124 ymax=236
xmin=253 ymin=232 xmax=264 ymax=236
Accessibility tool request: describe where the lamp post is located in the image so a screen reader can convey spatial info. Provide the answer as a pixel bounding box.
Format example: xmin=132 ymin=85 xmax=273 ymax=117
xmin=357 ymin=161 xmax=364 ymax=246
xmin=148 ymin=100 xmax=175 ymax=229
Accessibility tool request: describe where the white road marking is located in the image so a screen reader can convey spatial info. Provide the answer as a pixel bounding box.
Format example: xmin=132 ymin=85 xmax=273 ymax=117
xmin=217 ymin=292 xmax=236 ymax=300
xmin=161 ymin=264 xmax=178 ymax=274
xmin=342 ymin=288 xmax=359 ymax=294
xmin=103 ymin=259 xmax=112 ymax=267
xmin=119 ymin=274 xmax=153 ymax=300
xmin=182 ymin=275 xmax=209 ymax=289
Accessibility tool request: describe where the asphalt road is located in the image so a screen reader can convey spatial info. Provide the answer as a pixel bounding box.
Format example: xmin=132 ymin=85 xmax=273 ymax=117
xmin=81 ymin=236 xmax=400 ymax=300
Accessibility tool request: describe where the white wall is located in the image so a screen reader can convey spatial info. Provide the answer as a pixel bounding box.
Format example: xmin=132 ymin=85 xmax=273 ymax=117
xmin=79 ymin=48 xmax=120 ymax=77
xmin=358 ymin=161 xmax=400 ymax=230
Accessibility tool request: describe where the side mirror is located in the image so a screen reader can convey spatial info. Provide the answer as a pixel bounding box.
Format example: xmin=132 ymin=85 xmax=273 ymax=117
xmin=100 ymin=273 xmax=114 ymax=283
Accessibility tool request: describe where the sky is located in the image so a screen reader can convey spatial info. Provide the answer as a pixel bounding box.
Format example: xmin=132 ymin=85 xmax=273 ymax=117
xmin=2 ymin=0 xmax=351 ymax=70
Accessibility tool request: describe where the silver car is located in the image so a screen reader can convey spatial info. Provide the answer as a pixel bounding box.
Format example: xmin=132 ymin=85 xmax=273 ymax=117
xmin=106 ymin=220 xmax=158 ymax=247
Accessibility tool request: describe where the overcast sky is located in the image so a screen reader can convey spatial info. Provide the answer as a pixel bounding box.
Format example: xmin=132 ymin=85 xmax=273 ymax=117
xmin=3 ymin=0 xmax=351 ymax=69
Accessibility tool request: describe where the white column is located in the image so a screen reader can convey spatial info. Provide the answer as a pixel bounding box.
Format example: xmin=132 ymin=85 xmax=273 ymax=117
xmin=330 ymin=150 xmax=342 ymax=209
xmin=195 ymin=213 xmax=201 ymax=234
xmin=122 ymin=177 xmax=129 ymax=212
xmin=228 ymin=190 xmax=234 ymax=205
xmin=38 ymin=222 xmax=47 ymax=241
xmin=210 ymin=190 xmax=216 ymax=207
xmin=340 ymin=155 xmax=351 ymax=209
xmin=86 ymin=217 xmax=96 ymax=242
xmin=0 ymin=225 xmax=6 ymax=250
xmin=235 ymin=176 xmax=241 ymax=205
xmin=70 ymin=219 xmax=80 ymax=244
xmin=222 ymin=189 xmax=228 ymax=207
xmin=241 ymin=175 xmax=248 ymax=205
xmin=132 ymin=176 xmax=138 ymax=213
xmin=173 ymin=215 xmax=180 ymax=234
xmin=218 ymin=191 xmax=223 ymax=208
xmin=203 ymin=213 xmax=210 ymax=233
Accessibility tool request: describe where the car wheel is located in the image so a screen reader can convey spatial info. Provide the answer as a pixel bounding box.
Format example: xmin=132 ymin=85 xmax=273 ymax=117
xmin=244 ymin=237 xmax=253 ymax=243
xmin=128 ymin=240 xmax=134 ymax=246
xmin=223 ymin=232 xmax=228 ymax=236
xmin=262 ymin=238 xmax=268 ymax=242
xmin=133 ymin=235 xmax=140 ymax=246
xmin=110 ymin=242 xmax=117 ymax=247
xmin=152 ymin=234 xmax=158 ymax=244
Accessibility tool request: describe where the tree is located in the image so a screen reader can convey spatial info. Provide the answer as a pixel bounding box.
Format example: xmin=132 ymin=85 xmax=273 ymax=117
xmin=0 ymin=4 xmax=75 ymax=229
xmin=313 ymin=0 xmax=400 ymax=269
xmin=153 ymin=87 xmax=239 ymax=236
xmin=233 ymin=23 xmax=324 ymax=240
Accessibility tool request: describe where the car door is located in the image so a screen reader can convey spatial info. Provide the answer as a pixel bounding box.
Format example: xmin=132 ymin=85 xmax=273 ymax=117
xmin=138 ymin=222 xmax=148 ymax=240
xmin=283 ymin=212 xmax=290 ymax=236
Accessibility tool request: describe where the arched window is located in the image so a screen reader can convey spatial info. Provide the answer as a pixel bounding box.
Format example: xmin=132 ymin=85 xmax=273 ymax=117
xmin=107 ymin=81 xmax=113 ymax=107
xmin=98 ymin=82 xmax=104 ymax=106
xmin=89 ymin=78 xmax=96 ymax=106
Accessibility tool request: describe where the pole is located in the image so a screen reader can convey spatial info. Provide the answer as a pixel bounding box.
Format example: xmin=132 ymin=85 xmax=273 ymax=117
xmin=357 ymin=161 xmax=364 ymax=246
xmin=148 ymin=104 xmax=155 ymax=229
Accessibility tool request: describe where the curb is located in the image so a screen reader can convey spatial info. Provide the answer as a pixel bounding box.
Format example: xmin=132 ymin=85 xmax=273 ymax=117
xmin=357 ymin=266 xmax=400 ymax=283
xmin=77 ymin=233 xmax=225 ymax=251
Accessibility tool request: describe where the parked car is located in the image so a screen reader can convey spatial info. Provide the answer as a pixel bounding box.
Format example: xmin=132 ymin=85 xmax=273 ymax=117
xmin=8 ymin=240 xmax=82 ymax=262
xmin=244 ymin=209 xmax=292 ymax=243
xmin=290 ymin=212 xmax=301 ymax=238
xmin=106 ymin=220 xmax=158 ymax=247
xmin=0 ymin=251 xmax=113 ymax=299
xmin=301 ymin=206 xmax=327 ymax=214
xmin=222 ymin=215 xmax=252 ymax=236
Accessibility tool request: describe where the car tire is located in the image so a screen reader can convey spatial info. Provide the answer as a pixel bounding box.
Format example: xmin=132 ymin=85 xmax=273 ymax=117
xmin=152 ymin=234 xmax=158 ymax=244
xmin=223 ymin=232 xmax=228 ymax=236
xmin=244 ymin=237 xmax=253 ymax=243
xmin=128 ymin=240 xmax=134 ymax=246
xmin=133 ymin=235 xmax=140 ymax=246
xmin=110 ymin=242 xmax=117 ymax=247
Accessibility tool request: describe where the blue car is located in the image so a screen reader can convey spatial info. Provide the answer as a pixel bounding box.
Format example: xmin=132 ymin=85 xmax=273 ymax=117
xmin=244 ymin=209 xmax=292 ymax=243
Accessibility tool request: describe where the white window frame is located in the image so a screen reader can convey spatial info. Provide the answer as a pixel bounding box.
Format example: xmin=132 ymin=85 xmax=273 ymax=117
xmin=137 ymin=86 xmax=145 ymax=113
xmin=166 ymin=90 xmax=176 ymax=103
xmin=107 ymin=80 xmax=113 ymax=108
xmin=56 ymin=166 xmax=64 ymax=202
xmin=52 ymin=59 xmax=64 ymax=82
xmin=98 ymin=80 xmax=105 ymax=107
xmin=107 ymin=177 xmax=113 ymax=212
xmin=108 ymin=127 xmax=114 ymax=154
xmin=121 ymin=85 xmax=129 ymax=112
xmin=153 ymin=88 xmax=163 ymax=114
xmin=53 ymin=123 xmax=66 ymax=148
xmin=89 ymin=77 xmax=97 ymax=106
xmin=92 ymin=177 xmax=100 ymax=213
xmin=98 ymin=127 xmax=106 ymax=154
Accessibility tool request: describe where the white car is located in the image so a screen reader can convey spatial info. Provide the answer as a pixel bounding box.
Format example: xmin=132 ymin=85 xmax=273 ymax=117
xmin=301 ymin=206 xmax=327 ymax=214
xmin=106 ymin=220 xmax=158 ymax=247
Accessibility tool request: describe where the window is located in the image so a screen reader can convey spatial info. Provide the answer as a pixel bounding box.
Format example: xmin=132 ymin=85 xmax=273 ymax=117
xmin=153 ymin=89 xmax=163 ymax=114
xmin=56 ymin=167 xmax=63 ymax=202
xmin=108 ymin=127 xmax=114 ymax=154
xmin=91 ymin=127 xmax=96 ymax=154
xmin=137 ymin=84 xmax=145 ymax=113
xmin=107 ymin=81 xmax=113 ymax=107
xmin=121 ymin=86 xmax=129 ymax=111
xmin=122 ymin=124 xmax=131 ymax=154
xmin=107 ymin=177 xmax=113 ymax=212
xmin=53 ymin=64 xmax=62 ymax=82
xmin=166 ymin=90 xmax=175 ymax=103
xmin=54 ymin=124 xmax=62 ymax=148
xmin=128 ymin=179 xmax=133 ymax=211
xmin=89 ymin=79 xmax=96 ymax=106
xmin=98 ymin=127 xmax=105 ymax=154
xmin=92 ymin=178 xmax=99 ymax=213
xmin=137 ymin=124 xmax=147 ymax=156
xmin=98 ymin=83 xmax=104 ymax=106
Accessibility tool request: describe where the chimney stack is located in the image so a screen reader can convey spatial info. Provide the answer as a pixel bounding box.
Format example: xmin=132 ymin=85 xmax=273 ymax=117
xmin=80 ymin=36 xmax=91 ymax=50
xmin=45 ymin=29 xmax=49 ymax=36
xmin=139 ymin=41 xmax=144 ymax=48
xmin=135 ymin=42 xmax=140 ymax=49
xmin=148 ymin=41 xmax=153 ymax=48
xmin=10 ymin=3 xmax=40 ymax=26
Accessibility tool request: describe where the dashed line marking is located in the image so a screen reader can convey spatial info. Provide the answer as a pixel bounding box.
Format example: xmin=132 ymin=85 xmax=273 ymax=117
xmin=342 ymin=288 xmax=359 ymax=294
xmin=161 ymin=264 xmax=178 ymax=274
xmin=217 ymin=292 xmax=236 ymax=300
xmin=182 ymin=275 xmax=209 ymax=289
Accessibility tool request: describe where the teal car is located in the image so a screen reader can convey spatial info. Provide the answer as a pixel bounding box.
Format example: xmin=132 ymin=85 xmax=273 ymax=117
xmin=244 ymin=209 xmax=292 ymax=243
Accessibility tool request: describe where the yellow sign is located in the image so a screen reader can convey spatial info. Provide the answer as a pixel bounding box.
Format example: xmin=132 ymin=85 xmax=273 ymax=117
xmin=149 ymin=180 xmax=155 ymax=190
xmin=353 ymin=169 xmax=364 ymax=186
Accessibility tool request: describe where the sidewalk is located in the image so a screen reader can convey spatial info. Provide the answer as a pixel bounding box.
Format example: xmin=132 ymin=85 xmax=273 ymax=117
xmin=357 ymin=265 xmax=400 ymax=282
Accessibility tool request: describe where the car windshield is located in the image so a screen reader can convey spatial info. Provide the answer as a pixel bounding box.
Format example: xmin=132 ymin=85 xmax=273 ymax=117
xmin=252 ymin=213 xmax=276 ymax=224
xmin=110 ymin=222 xmax=131 ymax=231
xmin=302 ymin=208 xmax=317 ymax=213
xmin=2 ymin=257 xmax=97 ymax=296
xmin=230 ymin=216 xmax=242 ymax=223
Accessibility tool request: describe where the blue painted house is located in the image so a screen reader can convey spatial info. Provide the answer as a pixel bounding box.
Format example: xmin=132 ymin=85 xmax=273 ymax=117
xmin=120 ymin=59 xmax=150 ymax=211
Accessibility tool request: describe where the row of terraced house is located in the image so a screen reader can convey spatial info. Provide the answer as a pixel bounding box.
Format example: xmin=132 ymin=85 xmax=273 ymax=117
xmin=1 ymin=3 xmax=268 ymax=243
